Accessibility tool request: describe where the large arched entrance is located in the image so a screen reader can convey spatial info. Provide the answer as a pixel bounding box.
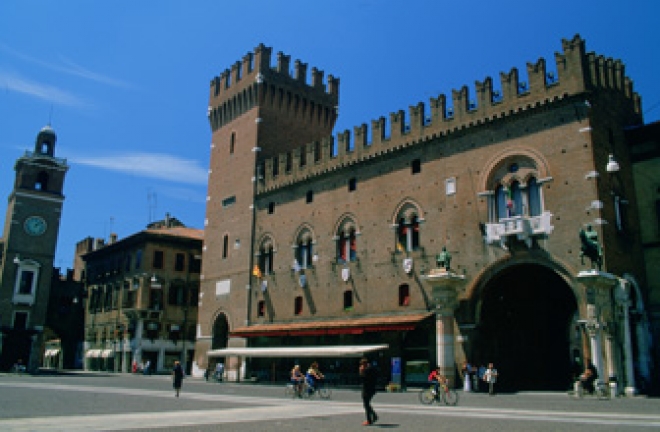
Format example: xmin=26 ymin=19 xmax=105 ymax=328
xmin=473 ymin=263 xmax=577 ymax=391
xmin=212 ymin=313 xmax=229 ymax=350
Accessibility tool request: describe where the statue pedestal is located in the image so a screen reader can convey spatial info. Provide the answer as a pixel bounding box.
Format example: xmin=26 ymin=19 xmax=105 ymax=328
xmin=576 ymin=270 xmax=617 ymax=386
xmin=423 ymin=269 xmax=466 ymax=384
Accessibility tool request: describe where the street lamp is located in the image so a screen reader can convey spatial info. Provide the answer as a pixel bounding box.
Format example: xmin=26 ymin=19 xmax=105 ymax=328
xmin=606 ymin=154 xmax=620 ymax=173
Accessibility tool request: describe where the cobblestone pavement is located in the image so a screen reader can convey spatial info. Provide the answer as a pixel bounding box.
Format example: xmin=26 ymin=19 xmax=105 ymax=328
xmin=0 ymin=373 xmax=659 ymax=431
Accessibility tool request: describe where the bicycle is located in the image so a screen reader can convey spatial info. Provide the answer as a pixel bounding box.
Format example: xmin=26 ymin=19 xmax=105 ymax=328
xmin=285 ymin=381 xmax=304 ymax=398
xmin=301 ymin=379 xmax=332 ymax=399
xmin=572 ymin=380 xmax=610 ymax=400
xmin=419 ymin=381 xmax=459 ymax=406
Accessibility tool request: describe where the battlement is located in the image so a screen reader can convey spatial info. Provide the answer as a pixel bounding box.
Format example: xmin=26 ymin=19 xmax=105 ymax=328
xmin=208 ymin=44 xmax=339 ymax=132
xmin=256 ymin=35 xmax=642 ymax=194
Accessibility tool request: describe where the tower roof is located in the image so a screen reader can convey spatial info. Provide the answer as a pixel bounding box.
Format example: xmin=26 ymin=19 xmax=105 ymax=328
xmin=37 ymin=125 xmax=57 ymax=142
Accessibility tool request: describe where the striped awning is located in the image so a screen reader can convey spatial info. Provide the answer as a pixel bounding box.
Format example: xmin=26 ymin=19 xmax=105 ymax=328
xmin=208 ymin=344 xmax=389 ymax=358
xmin=230 ymin=313 xmax=432 ymax=338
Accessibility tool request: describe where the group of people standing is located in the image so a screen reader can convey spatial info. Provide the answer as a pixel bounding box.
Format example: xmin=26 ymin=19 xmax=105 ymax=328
xmin=131 ymin=359 xmax=152 ymax=375
xmin=461 ymin=361 xmax=498 ymax=395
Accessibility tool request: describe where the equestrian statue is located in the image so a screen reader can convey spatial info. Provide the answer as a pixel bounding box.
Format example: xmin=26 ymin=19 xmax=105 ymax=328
xmin=579 ymin=224 xmax=602 ymax=271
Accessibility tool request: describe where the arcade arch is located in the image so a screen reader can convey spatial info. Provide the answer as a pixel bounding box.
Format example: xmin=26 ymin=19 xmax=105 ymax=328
xmin=467 ymin=263 xmax=578 ymax=391
xmin=211 ymin=313 xmax=229 ymax=351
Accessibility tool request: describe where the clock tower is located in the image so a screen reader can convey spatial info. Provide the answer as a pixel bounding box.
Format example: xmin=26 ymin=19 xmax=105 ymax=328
xmin=0 ymin=125 xmax=69 ymax=371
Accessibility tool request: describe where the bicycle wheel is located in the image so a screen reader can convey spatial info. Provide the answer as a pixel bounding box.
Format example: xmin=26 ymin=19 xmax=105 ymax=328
xmin=442 ymin=389 xmax=459 ymax=406
xmin=318 ymin=386 xmax=332 ymax=399
xmin=302 ymin=382 xmax=315 ymax=399
xmin=419 ymin=389 xmax=435 ymax=405
xmin=284 ymin=384 xmax=296 ymax=398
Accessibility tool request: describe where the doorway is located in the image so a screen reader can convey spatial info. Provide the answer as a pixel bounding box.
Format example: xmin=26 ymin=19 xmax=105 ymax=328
xmin=475 ymin=264 xmax=577 ymax=391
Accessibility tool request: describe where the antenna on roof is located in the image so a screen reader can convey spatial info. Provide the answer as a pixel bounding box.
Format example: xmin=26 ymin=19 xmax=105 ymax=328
xmin=147 ymin=188 xmax=157 ymax=223
xmin=48 ymin=105 xmax=54 ymax=126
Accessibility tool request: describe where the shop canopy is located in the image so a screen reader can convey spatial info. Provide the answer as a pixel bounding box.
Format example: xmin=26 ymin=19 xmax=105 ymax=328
xmin=207 ymin=344 xmax=389 ymax=359
xmin=85 ymin=349 xmax=102 ymax=358
xmin=229 ymin=313 xmax=432 ymax=338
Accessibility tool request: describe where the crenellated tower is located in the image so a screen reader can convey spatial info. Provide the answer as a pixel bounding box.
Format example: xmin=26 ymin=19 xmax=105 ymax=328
xmin=198 ymin=44 xmax=339 ymax=356
xmin=208 ymin=44 xmax=339 ymax=159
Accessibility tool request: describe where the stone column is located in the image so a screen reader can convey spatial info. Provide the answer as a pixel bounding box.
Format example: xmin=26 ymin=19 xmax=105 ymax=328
xmin=29 ymin=333 xmax=41 ymax=372
xmin=134 ymin=318 xmax=144 ymax=367
xmin=121 ymin=335 xmax=128 ymax=373
xmin=423 ymin=269 xmax=466 ymax=386
xmin=615 ymin=279 xmax=636 ymax=396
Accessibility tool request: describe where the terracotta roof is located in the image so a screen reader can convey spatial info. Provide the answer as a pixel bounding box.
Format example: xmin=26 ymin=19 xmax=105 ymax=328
xmin=231 ymin=312 xmax=433 ymax=337
xmin=145 ymin=226 xmax=203 ymax=240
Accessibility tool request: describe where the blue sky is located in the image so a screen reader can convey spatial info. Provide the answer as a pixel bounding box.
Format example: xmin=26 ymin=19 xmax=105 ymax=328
xmin=1 ymin=0 xmax=659 ymax=270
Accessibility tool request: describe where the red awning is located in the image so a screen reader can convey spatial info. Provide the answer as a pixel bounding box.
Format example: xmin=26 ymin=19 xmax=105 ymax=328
xmin=230 ymin=313 xmax=433 ymax=338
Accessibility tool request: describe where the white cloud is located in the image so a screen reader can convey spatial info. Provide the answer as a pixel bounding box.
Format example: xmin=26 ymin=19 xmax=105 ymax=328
xmin=0 ymin=71 xmax=89 ymax=108
xmin=0 ymin=43 xmax=131 ymax=88
xmin=70 ymin=152 xmax=208 ymax=185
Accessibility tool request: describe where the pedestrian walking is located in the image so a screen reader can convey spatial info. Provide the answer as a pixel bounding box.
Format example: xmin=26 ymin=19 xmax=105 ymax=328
xmin=172 ymin=361 xmax=184 ymax=397
xmin=359 ymin=358 xmax=378 ymax=426
xmin=215 ymin=362 xmax=225 ymax=381
xmin=461 ymin=360 xmax=473 ymax=392
xmin=477 ymin=364 xmax=486 ymax=392
xmin=483 ymin=362 xmax=498 ymax=396
xmin=144 ymin=360 xmax=151 ymax=375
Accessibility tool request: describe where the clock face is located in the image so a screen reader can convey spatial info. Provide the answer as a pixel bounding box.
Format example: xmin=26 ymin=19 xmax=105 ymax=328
xmin=24 ymin=216 xmax=47 ymax=236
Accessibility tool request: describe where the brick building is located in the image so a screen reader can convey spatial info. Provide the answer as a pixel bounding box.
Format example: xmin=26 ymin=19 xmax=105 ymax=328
xmin=194 ymin=35 xmax=656 ymax=392
xmin=79 ymin=214 xmax=202 ymax=375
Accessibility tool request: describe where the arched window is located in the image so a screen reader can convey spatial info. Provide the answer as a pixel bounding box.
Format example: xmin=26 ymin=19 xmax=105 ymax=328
xmin=294 ymin=296 xmax=303 ymax=315
xmin=396 ymin=206 xmax=422 ymax=252
xmin=258 ymin=240 xmax=274 ymax=275
xmin=398 ymin=284 xmax=410 ymax=306
xmin=496 ymin=185 xmax=508 ymax=220
xmin=257 ymin=300 xmax=265 ymax=317
xmin=511 ymin=180 xmax=523 ymax=216
xmin=295 ymin=230 xmax=314 ymax=269
xmin=337 ymin=226 xmax=357 ymax=263
xmin=528 ymin=177 xmax=542 ymax=216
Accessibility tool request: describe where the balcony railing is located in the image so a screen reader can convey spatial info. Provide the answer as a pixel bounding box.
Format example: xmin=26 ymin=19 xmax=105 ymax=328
xmin=484 ymin=212 xmax=554 ymax=248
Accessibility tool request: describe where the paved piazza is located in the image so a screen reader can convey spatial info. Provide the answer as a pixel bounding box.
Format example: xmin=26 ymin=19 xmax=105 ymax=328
xmin=0 ymin=373 xmax=659 ymax=431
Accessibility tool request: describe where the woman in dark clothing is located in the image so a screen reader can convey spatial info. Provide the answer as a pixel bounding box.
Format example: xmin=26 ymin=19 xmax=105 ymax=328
xmin=172 ymin=361 xmax=184 ymax=397
xmin=359 ymin=358 xmax=378 ymax=426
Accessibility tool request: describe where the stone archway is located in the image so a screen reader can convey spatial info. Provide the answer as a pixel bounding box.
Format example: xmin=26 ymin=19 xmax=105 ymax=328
xmin=212 ymin=313 xmax=229 ymax=350
xmin=474 ymin=263 xmax=577 ymax=391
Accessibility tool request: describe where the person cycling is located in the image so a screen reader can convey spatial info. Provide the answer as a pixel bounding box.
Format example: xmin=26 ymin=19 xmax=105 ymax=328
xmin=305 ymin=361 xmax=324 ymax=394
xmin=579 ymin=358 xmax=598 ymax=394
xmin=290 ymin=365 xmax=305 ymax=397
xmin=428 ymin=366 xmax=446 ymax=394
